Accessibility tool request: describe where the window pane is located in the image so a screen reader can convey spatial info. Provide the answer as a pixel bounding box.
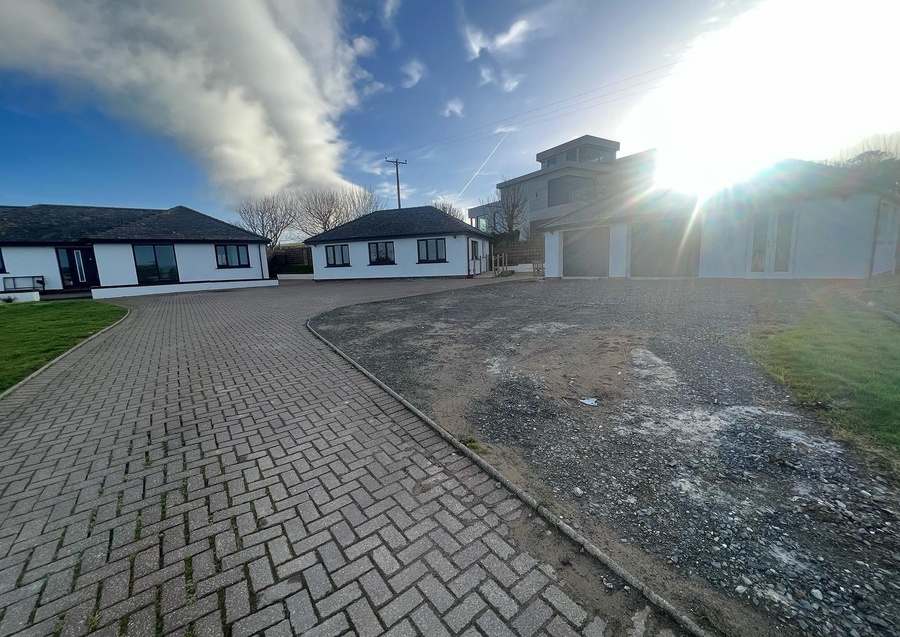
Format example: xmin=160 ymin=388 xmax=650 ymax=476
xmin=369 ymin=243 xmax=377 ymax=262
xmin=326 ymin=246 xmax=334 ymax=265
xmin=57 ymin=249 xmax=74 ymax=286
xmin=427 ymin=240 xmax=436 ymax=261
xmin=134 ymin=245 xmax=159 ymax=283
xmin=216 ymin=246 xmax=228 ymax=266
xmin=386 ymin=242 xmax=394 ymax=262
xmin=155 ymin=245 xmax=179 ymax=282
xmin=418 ymin=241 xmax=427 ymax=261
xmin=226 ymin=245 xmax=239 ymax=266
xmin=238 ymin=245 xmax=249 ymax=266
xmin=437 ymin=239 xmax=445 ymax=261
xmin=341 ymin=245 xmax=350 ymax=264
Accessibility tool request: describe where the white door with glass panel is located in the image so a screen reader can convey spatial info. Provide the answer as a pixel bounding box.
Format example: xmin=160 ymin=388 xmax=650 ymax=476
xmin=748 ymin=208 xmax=797 ymax=276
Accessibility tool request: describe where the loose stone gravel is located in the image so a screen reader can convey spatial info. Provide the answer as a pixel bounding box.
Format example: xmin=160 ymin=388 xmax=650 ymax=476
xmin=314 ymin=278 xmax=900 ymax=637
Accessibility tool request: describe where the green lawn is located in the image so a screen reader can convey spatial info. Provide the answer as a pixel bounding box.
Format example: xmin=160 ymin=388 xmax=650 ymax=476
xmin=749 ymin=293 xmax=900 ymax=473
xmin=0 ymin=301 xmax=127 ymax=392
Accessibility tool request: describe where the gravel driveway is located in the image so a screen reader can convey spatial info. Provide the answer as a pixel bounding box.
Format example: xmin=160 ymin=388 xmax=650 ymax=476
xmin=312 ymin=278 xmax=900 ymax=637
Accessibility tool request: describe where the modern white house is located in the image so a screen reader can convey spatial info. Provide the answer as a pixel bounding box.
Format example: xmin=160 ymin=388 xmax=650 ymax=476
xmin=305 ymin=206 xmax=491 ymax=280
xmin=468 ymin=135 xmax=654 ymax=238
xmin=0 ymin=204 xmax=276 ymax=300
xmin=542 ymin=159 xmax=900 ymax=279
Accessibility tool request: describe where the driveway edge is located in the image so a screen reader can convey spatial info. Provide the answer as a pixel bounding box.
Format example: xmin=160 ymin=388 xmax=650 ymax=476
xmin=0 ymin=306 xmax=131 ymax=402
xmin=306 ymin=317 xmax=715 ymax=637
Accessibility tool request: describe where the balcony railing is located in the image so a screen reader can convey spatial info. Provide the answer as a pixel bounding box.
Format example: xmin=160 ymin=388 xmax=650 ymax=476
xmin=3 ymin=276 xmax=45 ymax=292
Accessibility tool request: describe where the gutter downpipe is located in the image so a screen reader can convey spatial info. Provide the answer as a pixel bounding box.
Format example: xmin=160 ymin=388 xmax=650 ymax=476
xmin=867 ymin=199 xmax=883 ymax=279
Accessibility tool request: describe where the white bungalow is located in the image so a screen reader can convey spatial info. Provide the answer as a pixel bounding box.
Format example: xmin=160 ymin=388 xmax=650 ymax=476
xmin=305 ymin=206 xmax=492 ymax=280
xmin=0 ymin=204 xmax=276 ymax=300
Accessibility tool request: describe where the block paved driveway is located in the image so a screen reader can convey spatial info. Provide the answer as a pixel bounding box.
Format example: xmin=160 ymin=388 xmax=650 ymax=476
xmin=0 ymin=280 xmax=675 ymax=637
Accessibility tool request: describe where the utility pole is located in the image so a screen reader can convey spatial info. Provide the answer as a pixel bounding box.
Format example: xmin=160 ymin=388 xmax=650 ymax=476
xmin=385 ymin=158 xmax=407 ymax=209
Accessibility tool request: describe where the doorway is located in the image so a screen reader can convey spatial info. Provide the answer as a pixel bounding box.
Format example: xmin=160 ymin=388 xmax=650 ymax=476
xmin=56 ymin=247 xmax=100 ymax=289
xmin=749 ymin=209 xmax=797 ymax=276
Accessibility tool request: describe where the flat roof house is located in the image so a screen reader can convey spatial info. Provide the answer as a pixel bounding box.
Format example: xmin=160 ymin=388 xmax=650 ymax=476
xmin=305 ymin=206 xmax=492 ymax=280
xmin=467 ymin=135 xmax=655 ymax=238
xmin=0 ymin=204 xmax=276 ymax=300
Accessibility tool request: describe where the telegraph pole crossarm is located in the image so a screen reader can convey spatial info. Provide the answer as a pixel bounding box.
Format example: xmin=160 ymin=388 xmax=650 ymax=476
xmin=385 ymin=158 xmax=407 ymax=209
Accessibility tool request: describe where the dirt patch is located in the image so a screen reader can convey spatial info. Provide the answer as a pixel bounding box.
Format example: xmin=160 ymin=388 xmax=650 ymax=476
xmin=312 ymin=279 xmax=899 ymax=637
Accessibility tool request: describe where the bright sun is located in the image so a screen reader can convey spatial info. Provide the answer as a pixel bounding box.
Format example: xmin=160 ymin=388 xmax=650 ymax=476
xmin=616 ymin=0 xmax=900 ymax=198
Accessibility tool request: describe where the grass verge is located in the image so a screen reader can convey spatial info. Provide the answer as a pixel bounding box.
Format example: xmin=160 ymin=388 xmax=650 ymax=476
xmin=0 ymin=300 xmax=127 ymax=392
xmin=748 ymin=293 xmax=900 ymax=475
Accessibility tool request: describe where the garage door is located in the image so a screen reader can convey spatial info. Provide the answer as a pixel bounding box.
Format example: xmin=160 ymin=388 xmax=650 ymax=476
xmin=563 ymin=226 xmax=610 ymax=277
xmin=630 ymin=218 xmax=701 ymax=277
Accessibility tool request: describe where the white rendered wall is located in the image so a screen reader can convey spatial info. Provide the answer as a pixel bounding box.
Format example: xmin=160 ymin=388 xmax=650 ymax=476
xmin=173 ymin=243 xmax=268 ymax=282
xmin=1 ymin=246 xmax=63 ymax=289
xmin=311 ymin=235 xmax=479 ymax=280
xmin=872 ymin=200 xmax=899 ymax=275
xmin=699 ymin=212 xmax=748 ymax=278
xmin=543 ymin=231 xmax=563 ymax=277
xmin=92 ymin=279 xmax=277 ymax=299
xmin=700 ymin=195 xmax=879 ymax=279
xmin=94 ymin=244 xmax=138 ymax=286
xmin=609 ymin=223 xmax=628 ymax=277
xmin=792 ymin=196 xmax=875 ymax=279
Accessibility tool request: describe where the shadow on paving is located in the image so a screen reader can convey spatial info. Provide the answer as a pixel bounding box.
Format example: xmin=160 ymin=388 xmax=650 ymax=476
xmin=311 ymin=278 xmax=900 ymax=637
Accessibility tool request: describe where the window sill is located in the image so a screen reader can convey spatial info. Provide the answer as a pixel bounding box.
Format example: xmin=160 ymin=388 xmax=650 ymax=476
xmin=325 ymin=264 xmax=352 ymax=268
xmin=216 ymin=265 xmax=252 ymax=269
xmin=417 ymin=260 xmax=448 ymax=264
xmin=368 ymin=262 xmax=396 ymax=266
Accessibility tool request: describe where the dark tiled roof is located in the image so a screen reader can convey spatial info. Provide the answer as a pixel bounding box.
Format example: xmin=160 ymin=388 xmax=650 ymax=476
xmin=305 ymin=206 xmax=491 ymax=244
xmin=0 ymin=204 xmax=268 ymax=244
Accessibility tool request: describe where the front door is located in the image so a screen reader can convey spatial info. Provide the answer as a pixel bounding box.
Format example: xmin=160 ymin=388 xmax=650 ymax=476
xmin=57 ymin=247 xmax=100 ymax=289
xmin=748 ymin=208 xmax=796 ymax=276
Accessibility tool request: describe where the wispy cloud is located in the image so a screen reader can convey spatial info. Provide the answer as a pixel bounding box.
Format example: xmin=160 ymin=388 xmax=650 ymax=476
xmin=381 ymin=0 xmax=403 ymax=49
xmin=464 ymin=19 xmax=532 ymax=60
xmin=0 ymin=1 xmax=380 ymax=198
xmin=400 ymin=58 xmax=426 ymax=88
xmin=352 ymin=35 xmax=377 ymax=57
xmin=499 ymin=70 xmax=523 ymax=92
xmin=441 ymin=98 xmax=464 ymax=118
xmin=478 ymin=66 xmax=495 ymax=86
xmin=478 ymin=65 xmax=523 ymax=92
xmin=462 ymin=2 xmax=567 ymax=61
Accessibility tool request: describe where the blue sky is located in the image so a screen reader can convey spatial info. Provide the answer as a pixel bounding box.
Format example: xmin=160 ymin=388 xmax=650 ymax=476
xmin=0 ymin=0 xmax=897 ymax=225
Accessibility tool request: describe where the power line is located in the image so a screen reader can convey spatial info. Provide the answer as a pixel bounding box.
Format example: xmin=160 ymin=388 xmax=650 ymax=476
xmin=412 ymin=78 xmax=670 ymax=157
xmin=390 ymin=60 xmax=682 ymax=158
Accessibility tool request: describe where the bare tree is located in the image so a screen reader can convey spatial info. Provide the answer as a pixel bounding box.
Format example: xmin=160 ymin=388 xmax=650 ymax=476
xmin=431 ymin=199 xmax=466 ymax=221
xmin=292 ymin=185 xmax=387 ymax=237
xmin=234 ymin=194 xmax=295 ymax=246
xmin=480 ymin=179 xmax=528 ymax=237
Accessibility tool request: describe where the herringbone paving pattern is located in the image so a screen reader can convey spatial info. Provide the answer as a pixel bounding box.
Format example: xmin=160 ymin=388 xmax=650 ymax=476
xmin=0 ymin=280 xmax=674 ymax=637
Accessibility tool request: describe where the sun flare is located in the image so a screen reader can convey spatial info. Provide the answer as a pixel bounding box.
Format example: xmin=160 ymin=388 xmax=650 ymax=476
xmin=617 ymin=0 xmax=900 ymax=198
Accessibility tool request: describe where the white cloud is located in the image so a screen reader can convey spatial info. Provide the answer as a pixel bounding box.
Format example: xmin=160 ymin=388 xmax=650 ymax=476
xmin=465 ymin=19 xmax=532 ymax=60
xmin=478 ymin=65 xmax=523 ymax=92
xmin=462 ymin=2 xmax=567 ymax=61
xmin=500 ymin=70 xmax=523 ymax=92
xmin=400 ymin=58 xmax=426 ymax=88
xmin=381 ymin=0 xmax=403 ymax=48
xmin=0 ymin=0 xmax=378 ymax=198
xmin=352 ymin=35 xmax=377 ymax=57
xmin=361 ymin=80 xmax=390 ymax=98
xmin=441 ymin=98 xmax=464 ymax=118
